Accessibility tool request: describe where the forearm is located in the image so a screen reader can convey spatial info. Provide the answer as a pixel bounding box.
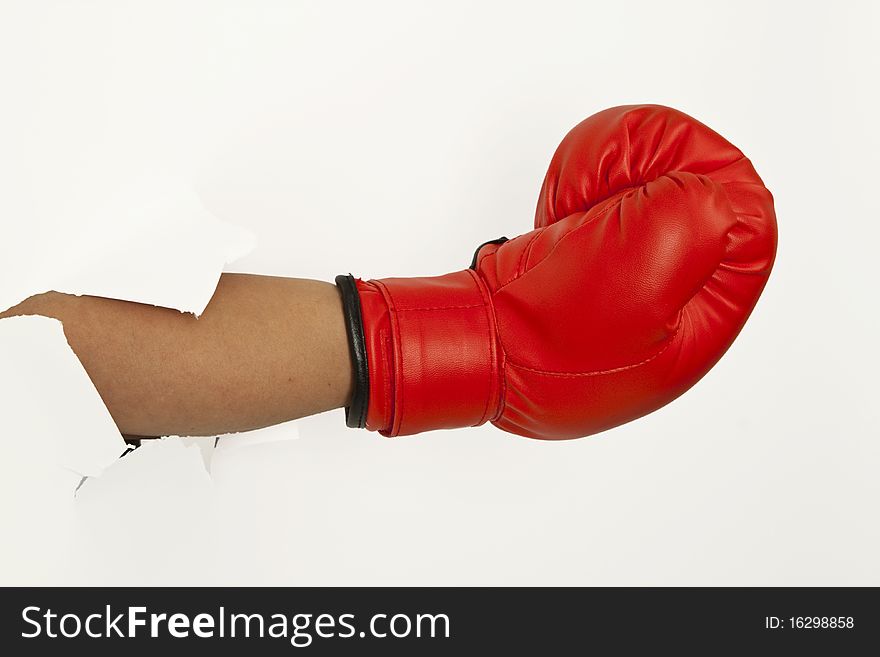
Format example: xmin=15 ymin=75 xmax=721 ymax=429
xmin=0 ymin=274 xmax=354 ymax=437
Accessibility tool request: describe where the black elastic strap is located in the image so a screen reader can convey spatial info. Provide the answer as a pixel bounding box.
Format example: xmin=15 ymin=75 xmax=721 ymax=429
xmin=469 ymin=236 xmax=509 ymax=269
xmin=334 ymin=274 xmax=369 ymax=428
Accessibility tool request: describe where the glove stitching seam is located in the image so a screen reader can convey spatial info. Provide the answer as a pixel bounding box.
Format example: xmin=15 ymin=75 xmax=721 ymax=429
xmin=465 ymin=268 xmax=498 ymax=427
xmin=472 ymin=249 xmax=508 ymax=421
xmin=476 ymin=247 xmax=494 ymax=271
xmin=373 ymin=279 xmax=402 ymax=436
xmin=508 ymin=231 xmax=542 ymax=287
xmin=495 ymin=194 xmax=629 ymax=294
xmin=521 ymin=231 xmax=541 ymax=277
xmin=395 ymin=303 xmax=484 ymax=312
xmin=482 ymin=278 xmax=507 ymax=423
xmin=381 ymin=329 xmax=393 ymax=434
xmin=504 ymin=317 xmax=682 ymax=377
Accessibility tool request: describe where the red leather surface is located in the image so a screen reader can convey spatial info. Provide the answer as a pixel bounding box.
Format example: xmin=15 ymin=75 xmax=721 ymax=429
xmin=356 ymin=271 xmax=501 ymax=436
xmin=355 ymin=105 xmax=777 ymax=439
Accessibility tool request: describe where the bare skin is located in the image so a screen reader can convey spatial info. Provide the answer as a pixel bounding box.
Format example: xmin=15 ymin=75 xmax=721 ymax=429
xmin=0 ymin=274 xmax=354 ymax=439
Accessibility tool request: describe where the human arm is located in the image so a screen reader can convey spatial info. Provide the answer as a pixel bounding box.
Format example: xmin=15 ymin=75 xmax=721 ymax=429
xmin=0 ymin=273 xmax=354 ymax=438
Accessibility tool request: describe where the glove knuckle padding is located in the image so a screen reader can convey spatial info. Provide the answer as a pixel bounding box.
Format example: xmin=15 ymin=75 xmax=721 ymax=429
xmin=486 ymin=105 xmax=777 ymax=439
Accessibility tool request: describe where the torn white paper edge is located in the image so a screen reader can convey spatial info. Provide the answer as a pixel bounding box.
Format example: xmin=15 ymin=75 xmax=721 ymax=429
xmin=176 ymin=423 xmax=302 ymax=475
xmin=70 ymin=437 xmax=219 ymax=586
xmin=1 ymin=173 xmax=256 ymax=317
xmin=0 ymin=316 xmax=128 ymax=478
xmin=0 ymin=165 xmax=261 ymax=584
xmin=214 ymin=422 xmax=302 ymax=454
xmin=0 ymin=316 xmax=127 ymax=584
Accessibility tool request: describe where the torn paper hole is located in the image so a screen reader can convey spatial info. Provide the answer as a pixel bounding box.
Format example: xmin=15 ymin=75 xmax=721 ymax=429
xmin=70 ymin=437 xmax=219 ymax=586
xmin=1 ymin=172 xmax=256 ymax=317
xmin=0 ymin=307 xmax=302 ymax=585
xmin=0 ymin=316 xmax=128 ymax=478
xmin=0 ymin=316 xmax=127 ymax=584
xmin=0 ymin=164 xmax=264 ymax=584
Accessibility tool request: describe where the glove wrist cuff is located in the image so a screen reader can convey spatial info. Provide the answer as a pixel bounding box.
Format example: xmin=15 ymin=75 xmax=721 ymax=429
xmin=342 ymin=269 xmax=502 ymax=437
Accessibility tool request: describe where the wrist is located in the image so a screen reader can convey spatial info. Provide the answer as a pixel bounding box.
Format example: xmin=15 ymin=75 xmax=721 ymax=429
xmin=336 ymin=269 xmax=502 ymax=437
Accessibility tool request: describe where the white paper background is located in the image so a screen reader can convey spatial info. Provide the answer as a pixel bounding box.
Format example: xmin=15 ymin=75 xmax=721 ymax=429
xmin=0 ymin=0 xmax=877 ymax=585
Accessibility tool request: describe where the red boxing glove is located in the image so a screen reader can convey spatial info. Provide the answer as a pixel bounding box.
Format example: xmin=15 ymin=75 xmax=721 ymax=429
xmin=336 ymin=105 xmax=777 ymax=439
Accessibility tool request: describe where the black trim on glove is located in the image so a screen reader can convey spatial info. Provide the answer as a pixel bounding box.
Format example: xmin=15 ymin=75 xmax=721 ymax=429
xmin=334 ymin=274 xmax=369 ymax=429
xmin=469 ymin=236 xmax=509 ymax=270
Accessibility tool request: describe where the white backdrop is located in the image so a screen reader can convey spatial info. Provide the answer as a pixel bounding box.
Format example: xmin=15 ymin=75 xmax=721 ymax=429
xmin=0 ymin=0 xmax=878 ymax=585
